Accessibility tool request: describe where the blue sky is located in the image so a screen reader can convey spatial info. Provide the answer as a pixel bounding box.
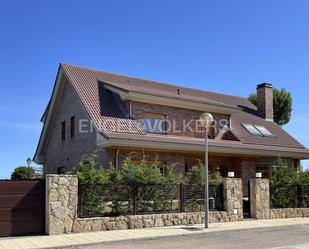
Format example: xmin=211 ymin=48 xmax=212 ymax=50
xmin=0 ymin=0 xmax=309 ymax=178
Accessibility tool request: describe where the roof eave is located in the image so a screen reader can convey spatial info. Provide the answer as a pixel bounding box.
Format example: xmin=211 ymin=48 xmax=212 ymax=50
xmin=33 ymin=65 xmax=64 ymax=164
xmin=104 ymin=83 xmax=240 ymax=115
xmin=98 ymin=137 xmax=309 ymax=159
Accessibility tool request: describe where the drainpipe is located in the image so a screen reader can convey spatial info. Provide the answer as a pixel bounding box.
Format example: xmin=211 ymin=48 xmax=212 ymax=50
xmin=115 ymin=149 xmax=120 ymax=170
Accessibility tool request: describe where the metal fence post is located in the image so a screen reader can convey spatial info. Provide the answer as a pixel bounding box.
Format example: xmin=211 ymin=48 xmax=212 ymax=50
xmin=180 ymin=183 xmax=185 ymax=212
xmin=133 ymin=185 xmax=138 ymax=215
xmin=77 ymin=185 xmax=82 ymax=217
xmin=297 ymin=184 xmax=302 ymax=208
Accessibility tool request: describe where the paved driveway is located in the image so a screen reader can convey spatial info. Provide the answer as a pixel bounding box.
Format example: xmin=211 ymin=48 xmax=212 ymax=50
xmin=61 ymin=224 xmax=309 ymax=249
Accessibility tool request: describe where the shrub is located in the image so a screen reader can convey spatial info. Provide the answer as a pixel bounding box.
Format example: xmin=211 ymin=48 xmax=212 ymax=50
xmin=74 ymin=154 xmax=109 ymax=186
xmin=185 ymin=163 xmax=223 ymax=185
xmin=185 ymin=164 xmax=223 ymax=211
xmin=270 ymin=164 xmax=309 ymax=208
xmin=11 ymin=166 xmax=39 ymax=180
xmin=75 ymin=154 xmax=181 ymax=216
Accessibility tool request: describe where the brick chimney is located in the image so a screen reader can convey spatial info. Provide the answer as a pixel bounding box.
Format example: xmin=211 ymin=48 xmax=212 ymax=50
xmin=256 ymin=83 xmax=274 ymax=121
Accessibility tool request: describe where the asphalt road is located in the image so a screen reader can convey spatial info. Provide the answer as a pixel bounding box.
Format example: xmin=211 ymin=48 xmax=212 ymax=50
xmin=58 ymin=224 xmax=309 ymax=249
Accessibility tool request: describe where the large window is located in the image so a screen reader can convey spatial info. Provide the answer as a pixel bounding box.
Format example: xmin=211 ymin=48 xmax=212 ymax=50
xmin=143 ymin=114 xmax=166 ymax=134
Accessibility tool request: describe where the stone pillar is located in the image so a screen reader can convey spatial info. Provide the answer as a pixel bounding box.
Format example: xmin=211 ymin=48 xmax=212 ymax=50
xmin=45 ymin=175 xmax=78 ymax=235
xmin=250 ymin=178 xmax=270 ymax=219
xmin=223 ymin=178 xmax=243 ymax=221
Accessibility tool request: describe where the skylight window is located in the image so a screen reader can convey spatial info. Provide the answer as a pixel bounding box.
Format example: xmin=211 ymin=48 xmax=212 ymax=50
xmin=242 ymin=124 xmax=263 ymax=136
xmin=254 ymin=125 xmax=274 ymax=137
xmin=242 ymin=124 xmax=274 ymax=137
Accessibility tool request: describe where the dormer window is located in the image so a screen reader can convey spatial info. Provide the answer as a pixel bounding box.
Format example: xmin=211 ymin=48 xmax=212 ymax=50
xmin=242 ymin=123 xmax=274 ymax=137
xmin=143 ymin=113 xmax=166 ymax=134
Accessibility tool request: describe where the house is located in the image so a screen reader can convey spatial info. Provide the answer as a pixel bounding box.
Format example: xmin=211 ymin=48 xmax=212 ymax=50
xmin=34 ymin=64 xmax=309 ymax=195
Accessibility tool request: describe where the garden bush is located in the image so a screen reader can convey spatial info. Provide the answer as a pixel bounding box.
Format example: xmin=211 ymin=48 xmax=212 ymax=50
xmin=270 ymin=166 xmax=309 ymax=208
xmin=74 ymin=154 xmax=181 ymax=216
xmin=184 ymin=163 xmax=223 ymax=211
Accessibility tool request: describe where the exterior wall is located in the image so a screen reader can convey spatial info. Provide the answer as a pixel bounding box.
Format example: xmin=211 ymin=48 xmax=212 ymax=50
xmin=107 ymin=149 xmax=186 ymax=174
xmin=46 ymin=175 xmax=243 ymax=235
xmin=72 ymin=212 xmax=229 ymax=233
xmin=106 ymin=149 xmax=248 ymax=177
xmin=45 ymin=175 xmax=78 ymax=235
xmin=270 ymin=208 xmax=309 ymax=219
xmin=129 ymin=101 xmax=230 ymax=138
xmin=44 ymin=79 xmax=98 ymax=174
xmin=250 ymin=179 xmax=270 ymax=219
xmin=223 ymin=178 xmax=243 ymax=221
xmin=106 ymin=149 xmax=291 ymax=192
xmin=249 ymin=179 xmax=309 ymax=220
xmin=241 ymin=157 xmax=294 ymax=197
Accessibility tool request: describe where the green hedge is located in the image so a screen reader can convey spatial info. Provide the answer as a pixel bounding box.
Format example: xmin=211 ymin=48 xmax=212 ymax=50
xmin=74 ymin=154 xmax=223 ymax=216
xmin=270 ymin=167 xmax=309 ymax=208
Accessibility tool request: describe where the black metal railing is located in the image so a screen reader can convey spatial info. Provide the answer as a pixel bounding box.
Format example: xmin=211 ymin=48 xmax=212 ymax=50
xmin=183 ymin=184 xmax=224 ymax=212
xmin=78 ymin=183 xmax=224 ymax=218
xmin=270 ymin=183 xmax=309 ymax=208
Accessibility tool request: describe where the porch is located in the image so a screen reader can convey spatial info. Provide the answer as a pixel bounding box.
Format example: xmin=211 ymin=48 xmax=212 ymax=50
xmin=103 ymin=148 xmax=298 ymax=197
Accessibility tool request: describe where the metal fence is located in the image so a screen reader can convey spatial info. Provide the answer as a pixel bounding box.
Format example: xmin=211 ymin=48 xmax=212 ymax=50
xmin=270 ymin=183 xmax=309 ymax=208
xmin=78 ymin=183 xmax=224 ymax=218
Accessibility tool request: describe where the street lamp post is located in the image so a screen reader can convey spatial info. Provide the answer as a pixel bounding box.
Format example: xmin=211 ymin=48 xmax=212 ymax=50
xmin=199 ymin=113 xmax=214 ymax=229
xmin=26 ymin=157 xmax=32 ymax=179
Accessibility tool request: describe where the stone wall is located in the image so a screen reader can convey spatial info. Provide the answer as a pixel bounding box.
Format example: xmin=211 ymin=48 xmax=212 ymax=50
xmin=269 ymin=208 xmax=309 ymax=219
xmin=72 ymin=211 xmax=230 ymax=233
xmin=45 ymin=174 xmax=78 ymax=235
xmin=223 ymin=178 xmax=243 ymax=221
xmin=46 ymin=175 xmax=244 ymax=235
xmin=250 ymin=179 xmax=270 ymax=219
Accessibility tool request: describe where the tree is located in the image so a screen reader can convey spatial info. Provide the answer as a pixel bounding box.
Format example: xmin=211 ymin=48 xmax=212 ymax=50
xmin=11 ymin=166 xmax=38 ymax=180
xmin=248 ymin=88 xmax=292 ymax=126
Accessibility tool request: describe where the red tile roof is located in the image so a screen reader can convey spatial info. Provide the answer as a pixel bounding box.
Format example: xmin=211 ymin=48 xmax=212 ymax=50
xmin=61 ymin=63 xmax=308 ymax=155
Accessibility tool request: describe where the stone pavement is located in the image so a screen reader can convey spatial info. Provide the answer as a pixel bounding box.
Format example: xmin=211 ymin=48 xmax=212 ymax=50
xmin=1 ymin=218 xmax=309 ymax=249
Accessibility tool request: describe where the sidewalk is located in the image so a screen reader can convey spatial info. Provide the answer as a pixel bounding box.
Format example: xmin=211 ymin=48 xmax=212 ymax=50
xmin=1 ymin=218 xmax=309 ymax=249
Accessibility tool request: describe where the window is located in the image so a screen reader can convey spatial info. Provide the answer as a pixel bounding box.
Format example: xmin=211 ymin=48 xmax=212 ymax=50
xmin=143 ymin=114 xmax=166 ymax=134
xmin=159 ymin=166 xmax=167 ymax=176
xmin=242 ymin=124 xmax=274 ymax=137
xmin=61 ymin=121 xmax=66 ymax=141
xmin=70 ymin=116 xmax=75 ymax=138
xmin=254 ymin=125 xmax=274 ymax=137
xmin=57 ymin=166 xmax=66 ymax=175
xmin=242 ymin=124 xmax=263 ymax=136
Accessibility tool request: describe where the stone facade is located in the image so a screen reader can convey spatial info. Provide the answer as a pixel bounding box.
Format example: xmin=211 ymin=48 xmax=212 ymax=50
xmin=72 ymin=212 xmax=230 ymax=233
xmin=270 ymin=208 xmax=309 ymax=219
xmin=46 ymin=175 xmax=244 ymax=235
xmin=45 ymin=174 xmax=78 ymax=235
xmin=250 ymin=179 xmax=270 ymax=219
xmin=223 ymin=178 xmax=243 ymax=221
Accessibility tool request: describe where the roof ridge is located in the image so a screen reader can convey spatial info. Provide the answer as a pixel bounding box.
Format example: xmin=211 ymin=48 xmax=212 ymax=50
xmin=60 ymin=63 xmax=252 ymax=103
